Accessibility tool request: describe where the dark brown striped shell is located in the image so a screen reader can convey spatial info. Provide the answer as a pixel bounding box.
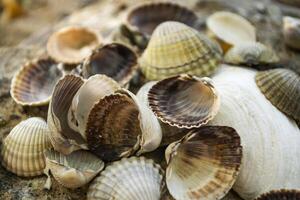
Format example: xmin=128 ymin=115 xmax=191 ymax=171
xmin=255 ymin=189 xmax=300 ymax=200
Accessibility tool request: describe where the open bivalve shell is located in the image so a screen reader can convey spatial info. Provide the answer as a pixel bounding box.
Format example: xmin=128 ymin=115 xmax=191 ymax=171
xmin=165 ymin=126 xmax=242 ymax=200
xmin=148 ymin=74 xmax=220 ymax=129
xmin=139 ymin=21 xmax=222 ymax=81
xmin=10 ymin=58 xmax=63 ymax=106
xmin=47 ymin=26 xmax=102 ymax=64
xmin=283 ymin=16 xmax=300 ymax=50
xmin=255 ymin=68 xmax=300 ymax=122
xmin=87 ymin=156 xmax=163 ymax=200
xmin=1 ymin=117 xmax=52 ymax=177
xmin=255 ymin=189 xmax=300 ymax=200
xmin=44 ymin=149 xmax=104 ymax=189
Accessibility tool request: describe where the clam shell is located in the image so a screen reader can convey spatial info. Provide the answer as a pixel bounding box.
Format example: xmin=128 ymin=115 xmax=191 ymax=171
xmin=139 ymin=21 xmax=222 ymax=81
xmin=255 ymin=68 xmax=300 ymax=122
xmin=44 ymin=149 xmax=104 ymax=189
xmin=1 ymin=117 xmax=52 ymax=177
xmin=165 ymin=126 xmax=242 ymax=200
xmin=148 ymin=74 xmax=220 ymax=128
xmin=47 ymin=26 xmax=102 ymax=64
xmin=10 ymin=58 xmax=63 ymax=106
xmin=255 ymin=189 xmax=300 ymax=200
xmin=87 ymin=156 xmax=163 ymax=200
xmin=283 ymin=16 xmax=300 ymax=50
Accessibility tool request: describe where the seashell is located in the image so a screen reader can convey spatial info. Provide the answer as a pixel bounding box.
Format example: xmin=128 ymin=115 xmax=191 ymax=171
xmin=209 ymin=66 xmax=300 ymax=199
xmin=139 ymin=21 xmax=222 ymax=81
xmin=148 ymin=74 xmax=220 ymax=128
xmin=44 ymin=149 xmax=104 ymax=189
xmin=10 ymin=58 xmax=63 ymax=106
xmin=1 ymin=117 xmax=52 ymax=177
xmin=87 ymin=156 xmax=163 ymax=200
xmin=207 ymin=11 xmax=256 ymax=52
xmin=283 ymin=16 xmax=300 ymax=50
xmin=86 ymin=89 xmax=162 ymax=162
xmin=255 ymin=189 xmax=300 ymax=200
xmin=255 ymin=68 xmax=300 ymax=122
xmin=165 ymin=126 xmax=242 ymax=200
xmin=224 ymin=42 xmax=279 ymax=66
xmin=47 ymin=26 xmax=102 ymax=64
xmin=81 ymin=43 xmax=137 ymax=86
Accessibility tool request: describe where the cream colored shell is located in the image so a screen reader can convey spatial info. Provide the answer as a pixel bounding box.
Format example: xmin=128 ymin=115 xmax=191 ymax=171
xmin=283 ymin=16 xmax=300 ymax=50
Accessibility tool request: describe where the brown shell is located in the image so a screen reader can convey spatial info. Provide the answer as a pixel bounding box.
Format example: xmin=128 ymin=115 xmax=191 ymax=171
xmin=255 ymin=189 xmax=300 ymax=200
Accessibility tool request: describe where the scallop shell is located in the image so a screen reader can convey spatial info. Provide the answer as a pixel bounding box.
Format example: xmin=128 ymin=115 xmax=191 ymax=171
xmin=283 ymin=16 xmax=300 ymax=50
xmin=1 ymin=117 xmax=52 ymax=177
xmin=81 ymin=43 xmax=137 ymax=86
xmin=224 ymin=42 xmax=279 ymax=66
xmin=148 ymin=74 xmax=220 ymax=128
xmin=10 ymin=58 xmax=63 ymax=106
xmin=207 ymin=11 xmax=256 ymax=52
xmin=255 ymin=68 xmax=300 ymax=122
xmin=44 ymin=149 xmax=104 ymax=189
xmin=139 ymin=21 xmax=222 ymax=81
xmin=87 ymin=156 xmax=163 ymax=200
xmin=47 ymin=26 xmax=102 ymax=64
xmin=165 ymin=126 xmax=242 ymax=200
xmin=255 ymin=189 xmax=300 ymax=200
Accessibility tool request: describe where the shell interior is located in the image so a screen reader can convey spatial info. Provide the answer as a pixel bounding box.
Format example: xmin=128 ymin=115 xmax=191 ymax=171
xmin=255 ymin=189 xmax=300 ymax=200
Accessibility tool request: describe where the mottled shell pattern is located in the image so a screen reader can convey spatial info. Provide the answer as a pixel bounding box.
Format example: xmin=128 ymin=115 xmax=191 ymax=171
xmin=139 ymin=21 xmax=222 ymax=81
xmin=283 ymin=16 xmax=300 ymax=50
xmin=165 ymin=126 xmax=242 ymax=200
xmin=255 ymin=189 xmax=300 ymax=200
xmin=1 ymin=117 xmax=52 ymax=177
xmin=87 ymin=157 xmax=163 ymax=200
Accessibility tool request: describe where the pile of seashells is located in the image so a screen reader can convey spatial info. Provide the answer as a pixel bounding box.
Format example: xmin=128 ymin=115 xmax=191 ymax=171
xmin=1 ymin=1 xmax=300 ymax=200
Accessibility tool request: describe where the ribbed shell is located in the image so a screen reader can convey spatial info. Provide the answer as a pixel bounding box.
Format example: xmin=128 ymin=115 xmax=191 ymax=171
xmin=139 ymin=21 xmax=222 ymax=80
xmin=283 ymin=16 xmax=300 ymax=50
xmin=165 ymin=126 xmax=242 ymax=200
xmin=87 ymin=157 xmax=163 ymax=200
xmin=1 ymin=117 xmax=52 ymax=177
xmin=10 ymin=58 xmax=63 ymax=106
xmin=255 ymin=189 xmax=300 ymax=200
xmin=255 ymin=68 xmax=300 ymax=122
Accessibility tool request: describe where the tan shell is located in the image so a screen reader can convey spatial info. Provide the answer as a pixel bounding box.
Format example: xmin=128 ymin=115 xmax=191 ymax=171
xmin=283 ymin=16 xmax=300 ymax=50
xmin=10 ymin=58 xmax=63 ymax=106
xmin=165 ymin=126 xmax=242 ymax=200
xmin=148 ymin=74 xmax=220 ymax=128
xmin=44 ymin=149 xmax=104 ymax=189
xmin=1 ymin=117 xmax=52 ymax=177
xmin=255 ymin=68 xmax=300 ymax=122
xmin=87 ymin=157 xmax=163 ymax=200
xmin=255 ymin=189 xmax=300 ymax=200
xmin=47 ymin=26 xmax=102 ymax=64
xmin=139 ymin=21 xmax=222 ymax=81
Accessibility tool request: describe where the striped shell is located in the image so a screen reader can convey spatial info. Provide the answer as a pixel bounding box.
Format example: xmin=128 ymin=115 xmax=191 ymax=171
xmin=10 ymin=58 xmax=63 ymax=106
xmin=165 ymin=126 xmax=242 ymax=200
xmin=283 ymin=16 xmax=300 ymax=50
xmin=255 ymin=68 xmax=300 ymax=122
xmin=1 ymin=117 xmax=52 ymax=177
xmin=87 ymin=157 xmax=163 ymax=200
xmin=255 ymin=189 xmax=300 ymax=200
xmin=139 ymin=21 xmax=222 ymax=81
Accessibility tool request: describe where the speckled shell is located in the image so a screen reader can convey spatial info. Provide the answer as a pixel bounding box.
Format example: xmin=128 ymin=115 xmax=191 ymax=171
xmin=1 ymin=117 xmax=52 ymax=177
xmin=165 ymin=126 xmax=242 ymax=200
xmin=255 ymin=189 xmax=300 ymax=200
xmin=148 ymin=74 xmax=220 ymax=128
xmin=283 ymin=16 xmax=300 ymax=50
xmin=10 ymin=58 xmax=63 ymax=106
xmin=139 ymin=21 xmax=222 ymax=81
xmin=255 ymin=68 xmax=300 ymax=122
xmin=87 ymin=157 xmax=163 ymax=200
xmin=44 ymin=149 xmax=104 ymax=189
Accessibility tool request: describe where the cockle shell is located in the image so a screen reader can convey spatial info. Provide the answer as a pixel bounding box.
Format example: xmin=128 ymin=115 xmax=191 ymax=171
xmin=255 ymin=189 xmax=300 ymax=200
xmin=255 ymin=68 xmax=300 ymax=122
xmin=10 ymin=58 xmax=63 ymax=106
xmin=139 ymin=21 xmax=222 ymax=81
xmin=1 ymin=117 xmax=52 ymax=177
xmin=87 ymin=157 xmax=163 ymax=200
xmin=165 ymin=126 xmax=242 ymax=200
xmin=44 ymin=149 xmax=104 ymax=189
xmin=47 ymin=26 xmax=102 ymax=64
xmin=283 ymin=16 xmax=300 ymax=50
xmin=148 ymin=74 xmax=220 ymax=128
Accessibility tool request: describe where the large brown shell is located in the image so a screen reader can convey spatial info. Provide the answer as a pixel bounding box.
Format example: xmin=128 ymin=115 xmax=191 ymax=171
xmin=255 ymin=189 xmax=300 ymax=200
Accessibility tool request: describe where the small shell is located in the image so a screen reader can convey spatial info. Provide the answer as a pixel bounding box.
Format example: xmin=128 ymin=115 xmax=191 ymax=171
xmin=224 ymin=42 xmax=279 ymax=66
xmin=148 ymin=74 xmax=220 ymax=128
xmin=44 ymin=149 xmax=104 ymax=189
xmin=165 ymin=126 xmax=242 ymax=200
xmin=87 ymin=156 xmax=163 ymax=200
xmin=283 ymin=16 xmax=300 ymax=50
xmin=81 ymin=43 xmax=137 ymax=86
xmin=10 ymin=58 xmax=63 ymax=106
xmin=47 ymin=26 xmax=102 ymax=64
xmin=207 ymin=11 xmax=256 ymax=52
xmin=139 ymin=21 xmax=222 ymax=81
xmin=255 ymin=68 xmax=300 ymax=122
xmin=1 ymin=117 xmax=52 ymax=177
xmin=255 ymin=189 xmax=300 ymax=200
